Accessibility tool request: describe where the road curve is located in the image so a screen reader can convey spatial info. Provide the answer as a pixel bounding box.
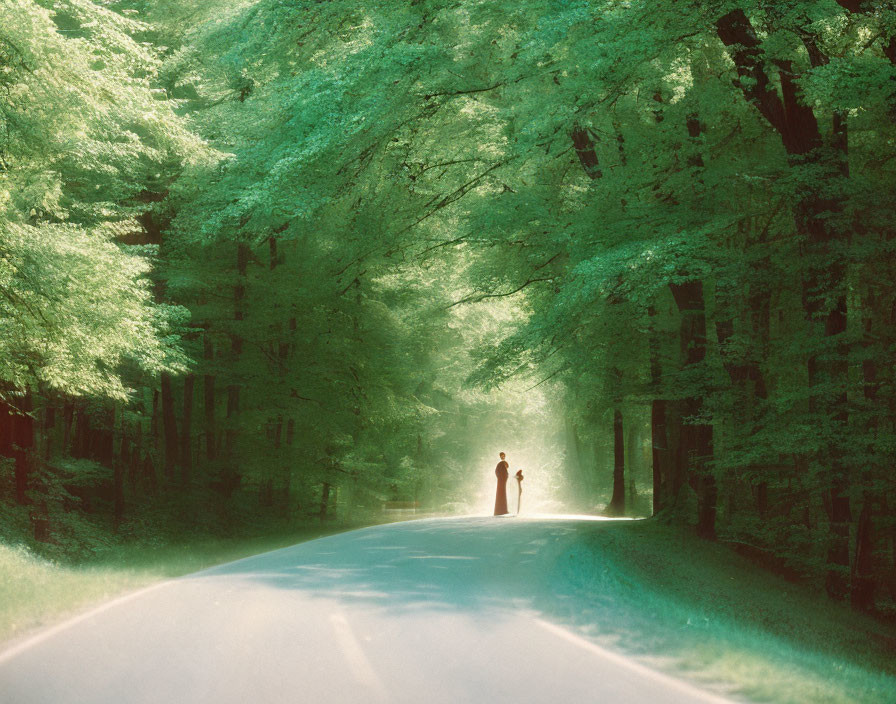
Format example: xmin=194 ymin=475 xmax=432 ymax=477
xmin=1 ymin=516 xmax=737 ymax=704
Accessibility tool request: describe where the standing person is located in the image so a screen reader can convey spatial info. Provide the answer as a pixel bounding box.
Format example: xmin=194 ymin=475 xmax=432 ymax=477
xmin=515 ymin=469 xmax=524 ymax=515
xmin=494 ymin=452 xmax=509 ymax=516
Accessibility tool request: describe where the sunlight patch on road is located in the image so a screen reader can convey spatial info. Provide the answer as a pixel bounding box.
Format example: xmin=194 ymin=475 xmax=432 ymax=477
xmin=457 ymin=512 xmax=637 ymax=521
xmin=521 ymin=513 xmax=637 ymax=521
xmin=329 ymin=611 xmax=388 ymax=702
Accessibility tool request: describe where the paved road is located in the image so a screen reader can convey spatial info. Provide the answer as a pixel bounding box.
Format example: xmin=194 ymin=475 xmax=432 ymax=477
xmin=0 ymin=516 xmax=736 ymax=703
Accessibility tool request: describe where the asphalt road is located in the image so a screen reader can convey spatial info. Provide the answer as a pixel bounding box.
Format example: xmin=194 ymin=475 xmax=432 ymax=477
xmin=0 ymin=516 xmax=737 ymax=704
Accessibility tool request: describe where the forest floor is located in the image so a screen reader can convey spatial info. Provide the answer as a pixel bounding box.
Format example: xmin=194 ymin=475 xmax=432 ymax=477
xmin=2 ymin=515 xmax=895 ymax=703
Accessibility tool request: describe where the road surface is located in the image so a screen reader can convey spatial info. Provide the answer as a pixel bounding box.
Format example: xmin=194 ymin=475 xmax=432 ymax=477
xmin=0 ymin=516 xmax=737 ymax=703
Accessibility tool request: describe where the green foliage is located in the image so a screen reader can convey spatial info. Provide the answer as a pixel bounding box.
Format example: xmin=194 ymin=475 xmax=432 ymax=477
xmin=0 ymin=0 xmax=209 ymax=398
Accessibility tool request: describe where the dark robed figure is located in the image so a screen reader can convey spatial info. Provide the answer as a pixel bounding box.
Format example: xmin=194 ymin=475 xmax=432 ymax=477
xmin=494 ymin=452 xmax=509 ymax=515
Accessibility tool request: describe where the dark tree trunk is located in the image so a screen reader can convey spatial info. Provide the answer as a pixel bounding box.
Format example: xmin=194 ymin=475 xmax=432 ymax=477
xmin=42 ymin=404 xmax=55 ymax=461
xmin=260 ymin=416 xmax=282 ymax=507
xmin=651 ymin=399 xmax=669 ymax=514
xmin=607 ymin=408 xmax=625 ymax=516
xmin=225 ymin=384 xmax=239 ymax=478
xmin=282 ymin=417 xmax=295 ymax=510
xmin=14 ymin=393 xmax=34 ymax=504
xmin=648 ymin=306 xmax=671 ymax=514
xmin=150 ymin=388 xmax=160 ymax=462
xmin=319 ymin=482 xmax=331 ymax=523
xmin=113 ymin=410 xmax=124 ymax=530
xmin=669 ymin=281 xmax=715 ymax=539
xmin=626 ymin=417 xmax=639 ymax=503
xmin=131 ymin=417 xmax=143 ymax=492
xmin=75 ymin=405 xmax=89 ymax=459
xmin=269 ymin=236 xmax=278 ymax=270
xmin=160 ymin=372 xmax=179 ymax=482
xmin=0 ymin=400 xmax=13 ymax=488
xmin=99 ymin=407 xmax=115 ymax=467
xmin=62 ymin=402 xmax=74 ymax=456
xmin=851 ymin=290 xmax=884 ymax=609
xmin=203 ymin=334 xmax=216 ymax=462
xmin=181 ymin=374 xmax=194 ymax=484
xmin=570 ymin=124 xmax=602 ymax=179
xmin=851 ymin=499 xmax=875 ymax=610
xmin=143 ymin=454 xmax=157 ymax=494
xmin=224 ymin=243 xmax=249 ymax=492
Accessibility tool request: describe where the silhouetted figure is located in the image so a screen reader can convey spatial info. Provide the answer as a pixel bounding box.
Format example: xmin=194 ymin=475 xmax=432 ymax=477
xmin=494 ymin=452 xmax=509 ymax=515
xmin=515 ymin=469 xmax=524 ymax=515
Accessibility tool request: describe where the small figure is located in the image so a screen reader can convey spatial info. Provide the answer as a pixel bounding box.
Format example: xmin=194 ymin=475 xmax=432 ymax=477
xmin=494 ymin=452 xmax=509 ymax=516
xmin=515 ymin=469 xmax=524 ymax=515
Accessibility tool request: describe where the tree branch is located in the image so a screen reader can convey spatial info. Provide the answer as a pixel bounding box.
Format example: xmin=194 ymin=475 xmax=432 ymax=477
xmin=447 ymin=277 xmax=555 ymax=308
xmin=716 ymin=9 xmax=820 ymax=155
xmin=423 ymin=82 xmax=506 ymax=100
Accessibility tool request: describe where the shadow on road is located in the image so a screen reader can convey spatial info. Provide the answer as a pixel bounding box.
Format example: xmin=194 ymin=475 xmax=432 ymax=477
xmin=193 ymin=516 xmax=609 ymax=613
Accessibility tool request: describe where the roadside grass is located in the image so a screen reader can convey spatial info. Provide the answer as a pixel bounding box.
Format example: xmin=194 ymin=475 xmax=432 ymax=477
xmin=0 ymin=525 xmax=352 ymax=647
xmin=547 ymin=519 xmax=896 ymax=704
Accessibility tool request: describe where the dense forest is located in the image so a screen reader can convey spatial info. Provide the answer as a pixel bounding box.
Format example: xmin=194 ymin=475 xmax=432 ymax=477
xmin=1 ymin=0 xmax=894 ymax=613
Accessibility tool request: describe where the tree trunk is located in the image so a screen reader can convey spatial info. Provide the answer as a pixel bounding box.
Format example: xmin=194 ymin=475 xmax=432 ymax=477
xmin=607 ymin=408 xmax=625 ymax=516
xmin=130 ymin=417 xmax=143 ymax=492
xmin=225 ymin=383 xmax=239 ymax=495
xmin=850 ymin=289 xmax=884 ymax=610
xmin=74 ymin=405 xmax=89 ymax=459
xmin=42 ymin=404 xmax=55 ymax=461
xmin=1 ymin=394 xmax=33 ymax=506
xmin=564 ymin=418 xmax=586 ymax=493
xmin=0 ymin=399 xmax=13 ymax=488
xmin=113 ymin=409 xmax=124 ymax=531
xmin=648 ymin=305 xmax=672 ymax=514
xmin=670 ymin=281 xmax=715 ymax=539
xmin=150 ymin=388 xmax=160 ymax=465
xmin=319 ymin=482 xmax=331 ymax=523
xmin=626 ymin=416 xmax=639 ymax=504
xmin=282 ymin=417 xmax=295 ymax=511
xmin=224 ymin=242 xmax=249 ymax=494
xmin=651 ymin=399 xmax=670 ymax=514
xmin=12 ymin=392 xmax=34 ymax=505
xmin=160 ymin=372 xmax=179 ymax=482
xmin=203 ymin=334 xmax=216 ymax=462
xmin=181 ymin=374 xmax=194 ymax=484
xmin=62 ymin=402 xmax=74 ymax=456
xmin=851 ymin=498 xmax=875 ymax=610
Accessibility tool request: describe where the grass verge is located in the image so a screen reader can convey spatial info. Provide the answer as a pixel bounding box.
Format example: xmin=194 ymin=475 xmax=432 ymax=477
xmin=545 ymin=518 xmax=896 ymax=704
xmin=0 ymin=525 xmax=353 ymax=647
